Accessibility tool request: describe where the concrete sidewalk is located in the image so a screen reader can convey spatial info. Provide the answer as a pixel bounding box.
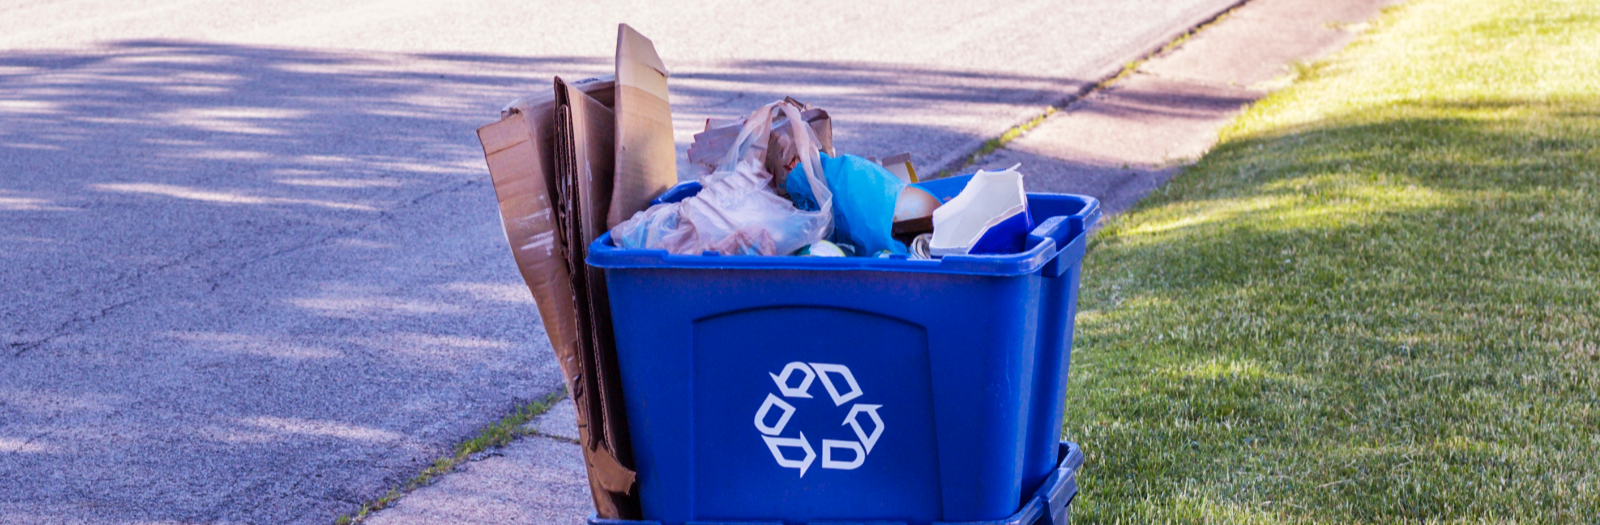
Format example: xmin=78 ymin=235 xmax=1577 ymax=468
xmin=364 ymin=400 xmax=589 ymax=525
xmin=356 ymin=0 xmax=1398 ymax=523
xmin=976 ymin=0 xmax=1400 ymax=215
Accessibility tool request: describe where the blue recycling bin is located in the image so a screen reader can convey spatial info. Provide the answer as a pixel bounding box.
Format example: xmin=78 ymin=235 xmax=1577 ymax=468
xmin=586 ymin=175 xmax=1100 ymax=525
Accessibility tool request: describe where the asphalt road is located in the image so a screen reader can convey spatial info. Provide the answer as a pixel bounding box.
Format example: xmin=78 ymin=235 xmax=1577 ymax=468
xmin=0 ymin=1 xmax=1236 ymax=523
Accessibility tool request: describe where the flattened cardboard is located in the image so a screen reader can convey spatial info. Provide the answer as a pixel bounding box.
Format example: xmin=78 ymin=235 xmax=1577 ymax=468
xmin=609 ymin=24 xmax=677 ymax=230
xmin=476 ymin=24 xmax=679 ymax=519
xmin=478 ymin=75 xmax=612 ymax=401
xmin=554 ymin=76 xmax=640 ymax=519
xmin=478 ymin=112 xmax=582 ymax=399
xmin=505 ymin=75 xmax=615 ymax=118
xmin=558 ymin=79 xmax=617 ymax=247
xmin=476 ymin=74 xmax=639 ymax=519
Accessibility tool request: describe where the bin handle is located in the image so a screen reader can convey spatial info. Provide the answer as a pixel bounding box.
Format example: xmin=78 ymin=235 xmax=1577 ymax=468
xmin=1031 ymin=216 xmax=1081 ymax=279
xmin=1029 ymin=216 xmax=1071 ymax=251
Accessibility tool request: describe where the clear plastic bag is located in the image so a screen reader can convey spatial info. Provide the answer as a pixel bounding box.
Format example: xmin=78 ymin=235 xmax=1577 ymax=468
xmin=611 ymin=101 xmax=833 ymax=256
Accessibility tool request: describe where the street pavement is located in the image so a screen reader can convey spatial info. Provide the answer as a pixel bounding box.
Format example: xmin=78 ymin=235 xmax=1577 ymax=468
xmin=0 ymin=1 xmax=1241 ymax=523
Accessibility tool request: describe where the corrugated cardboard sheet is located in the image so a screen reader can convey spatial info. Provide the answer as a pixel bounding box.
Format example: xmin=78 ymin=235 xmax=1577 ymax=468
xmin=554 ymin=76 xmax=639 ymax=518
xmin=609 ymin=24 xmax=677 ymax=230
xmin=477 ymin=73 xmax=639 ymax=519
xmin=475 ymin=24 xmax=679 ymax=520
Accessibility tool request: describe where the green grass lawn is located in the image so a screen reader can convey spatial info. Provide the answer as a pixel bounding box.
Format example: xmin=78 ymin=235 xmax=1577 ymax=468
xmin=1063 ymin=0 xmax=1599 ymax=522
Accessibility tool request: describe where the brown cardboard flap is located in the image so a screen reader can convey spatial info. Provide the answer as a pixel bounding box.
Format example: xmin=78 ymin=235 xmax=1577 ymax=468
xmin=476 ymin=73 xmax=639 ymax=518
xmin=608 ymin=24 xmax=678 ymax=230
xmin=553 ymin=78 xmax=617 ymax=449
xmin=476 ymin=76 xmax=615 ymax=391
xmin=478 ymin=115 xmax=529 ymax=155
xmin=484 ymin=142 xmax=540 ymax=189
xmin=615 ymin=24 xmax=669 ymax=85
xmin=554 ymin=76 xmax=641 ymax=518
xmin=503 ymin=75 xmax=616 ymax=120
xmin=560 ymin=79 xmax=617 ymax=246
xmin=586 ymin=445 xmax=638 ymax=495
xmin=476 ymin=114 xmax=582 ymax=395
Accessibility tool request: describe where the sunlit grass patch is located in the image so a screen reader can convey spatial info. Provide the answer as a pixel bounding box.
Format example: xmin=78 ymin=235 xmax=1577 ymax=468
xmin=1064 ymin=0 xmax=1600 ymax=523
xmin=1121 ymin=174 xmax=1456 ymax=243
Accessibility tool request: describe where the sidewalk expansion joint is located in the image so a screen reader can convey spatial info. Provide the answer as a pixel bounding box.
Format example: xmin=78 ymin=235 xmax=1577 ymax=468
xmin=527 ymin=431 xmax=581 ymax=446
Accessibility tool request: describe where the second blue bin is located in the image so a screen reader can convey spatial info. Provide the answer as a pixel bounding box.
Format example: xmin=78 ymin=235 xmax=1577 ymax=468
xmin=587 ymin=175 xmax=1100 ymax=525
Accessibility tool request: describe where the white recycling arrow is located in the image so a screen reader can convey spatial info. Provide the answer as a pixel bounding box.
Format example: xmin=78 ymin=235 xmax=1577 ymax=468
xmin=769 ymin=362 xmax=815 ymax=398
xmin=756 ymin=363 xmax=885 ymax=477
xmin=808 ymin=362 xmax=863 ymax=405
xmin=762 ymin=432 xmax=816 ymax=477
xmin=843 ymin=404 xmax=884 ymax=454
xmin=753 ymin=393 xmax=795 ymax=436
xmin=821 ymin=439 xmax=866 ymax=470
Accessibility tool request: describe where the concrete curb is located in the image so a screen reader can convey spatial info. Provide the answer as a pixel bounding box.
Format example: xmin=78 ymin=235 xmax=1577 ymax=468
xmin=924 ymin=0 xmax=1250 ymax=176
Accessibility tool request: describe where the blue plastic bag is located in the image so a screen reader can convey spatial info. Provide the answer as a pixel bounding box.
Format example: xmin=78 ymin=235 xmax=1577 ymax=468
xmin=785 ymin=153 xmax=908 ymax=255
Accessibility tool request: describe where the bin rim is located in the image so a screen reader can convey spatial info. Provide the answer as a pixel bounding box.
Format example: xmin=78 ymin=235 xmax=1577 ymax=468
xmin=587 ymin=176 xmax=1099 ymax=276
xmin=588 ymin=232 xmax=1046 ymax=275
xmin=588 ymin=202 xmax=1096 ymax=277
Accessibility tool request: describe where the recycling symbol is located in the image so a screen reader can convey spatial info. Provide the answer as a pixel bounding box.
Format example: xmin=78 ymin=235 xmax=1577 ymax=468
xmin=753 ymin=362 xmax=884 ymax=477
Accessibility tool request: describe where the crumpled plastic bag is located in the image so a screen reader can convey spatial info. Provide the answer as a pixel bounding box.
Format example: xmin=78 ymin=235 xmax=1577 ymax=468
xmin=784 ymin=153 xmax=909 ymax=256
xmin=686 ymin=104 xmax=836 ymax=188
xmin=611 ymin=101 xmax=833 ymax=256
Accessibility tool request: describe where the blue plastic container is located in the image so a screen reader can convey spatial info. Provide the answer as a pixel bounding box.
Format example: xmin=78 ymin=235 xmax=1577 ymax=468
xmin=591 ymin=441 xmax=1083 ymax=525
xmin=587 ymin=175 xmax=1099 ymax=525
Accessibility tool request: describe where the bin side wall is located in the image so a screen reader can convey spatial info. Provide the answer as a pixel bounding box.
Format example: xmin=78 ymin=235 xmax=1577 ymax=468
xmin=606 ymin=267 xmax=1065 ymax=525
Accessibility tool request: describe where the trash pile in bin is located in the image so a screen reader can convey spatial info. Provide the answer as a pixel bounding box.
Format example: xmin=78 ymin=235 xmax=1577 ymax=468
xmin=474 ymin=24 xmax=1035 ymax=521
xmin=613 ymin=97 xmax=1034 ymax=259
